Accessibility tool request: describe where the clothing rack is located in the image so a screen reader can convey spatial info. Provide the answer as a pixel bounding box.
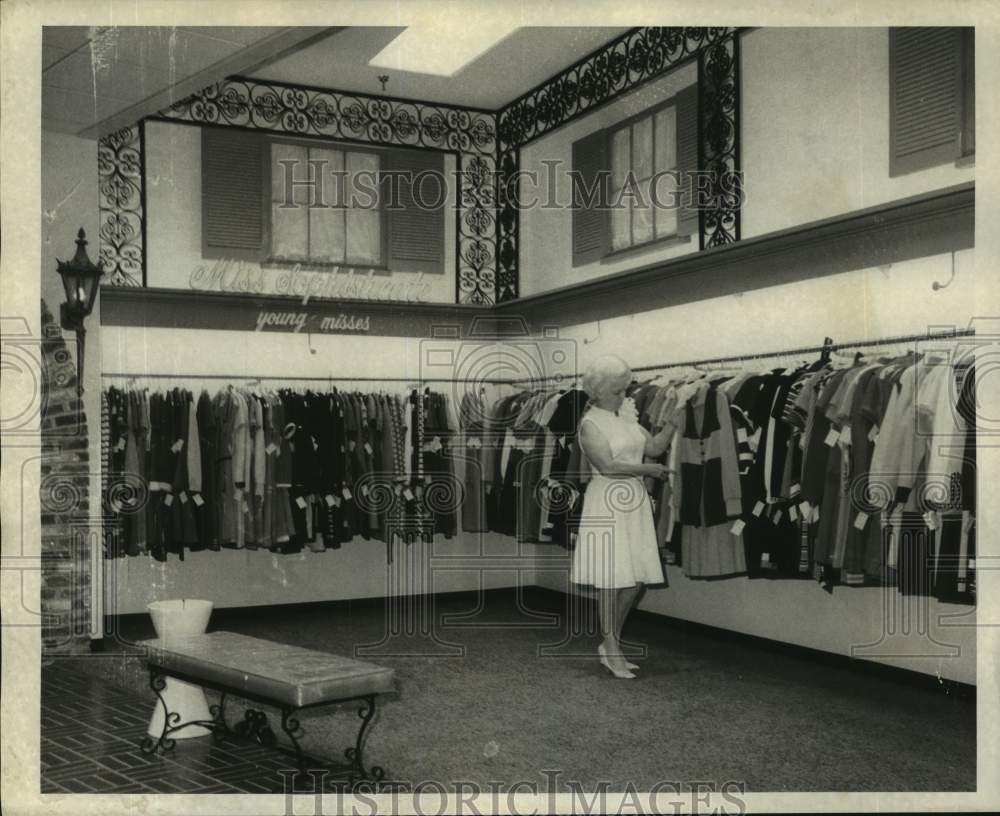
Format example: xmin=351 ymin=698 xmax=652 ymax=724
xmin=100 ymin=372 xmax=507 ymax=385
xmin=102 ymin=328 xmax=977 ymax=387
xmin=631 ymin=327 xmax=976 ymax=374
xmin=503 ymin=327 xmax=977 ymax=385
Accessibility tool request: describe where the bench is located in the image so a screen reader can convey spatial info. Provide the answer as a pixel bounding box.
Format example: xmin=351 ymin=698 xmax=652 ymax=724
xmin=139 ymin=631 xmax=395 ymax=785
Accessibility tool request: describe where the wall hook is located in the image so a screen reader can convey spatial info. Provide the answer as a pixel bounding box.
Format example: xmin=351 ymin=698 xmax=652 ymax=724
xmin=582 ymin=319 xmax=601 ymax=345
xmin=932 ymin=252 xmax=957 ymax=291
xmin=378 ymin=74 xmax=389 ymax=92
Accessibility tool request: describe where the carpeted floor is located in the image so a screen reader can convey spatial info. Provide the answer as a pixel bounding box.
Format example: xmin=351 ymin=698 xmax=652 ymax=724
xmin=49 ymin=587 xmax=975 ymax=793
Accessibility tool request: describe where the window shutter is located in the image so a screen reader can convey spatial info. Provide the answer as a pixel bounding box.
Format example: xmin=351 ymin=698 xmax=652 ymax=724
xmin=384 ymin=148 xmax=445 ymax=274
xmin=675 ymin=83 xmax=699 ymax=238
xmin=201 ymin=127 xmax=265 ymax=260
xmin=890 ymin=28 xmax=963 ymax=177
xmin=571 ymin=130 xmax=609 ymax=267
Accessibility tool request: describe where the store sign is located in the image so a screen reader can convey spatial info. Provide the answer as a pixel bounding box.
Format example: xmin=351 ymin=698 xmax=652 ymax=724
xmin=189 ymin=259 xmax=432 ymax=304
xmin=255 ymin=309 xmax=371 ymax=334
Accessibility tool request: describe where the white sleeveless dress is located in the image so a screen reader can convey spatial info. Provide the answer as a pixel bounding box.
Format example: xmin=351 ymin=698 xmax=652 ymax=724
xmin=571 ymin=406 xmax=666 ymax=589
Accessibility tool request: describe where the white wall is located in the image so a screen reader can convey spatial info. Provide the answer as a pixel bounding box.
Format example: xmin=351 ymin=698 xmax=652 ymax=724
xmin=518 ymin=27 xmax=974 ymax=299
xmin=144 ymin=120 xmax=457 ymax=303
xmin=529 ymin=248 xmax=979 ymax=685
xmin=740 ymin=27 xmax=975 ymax=239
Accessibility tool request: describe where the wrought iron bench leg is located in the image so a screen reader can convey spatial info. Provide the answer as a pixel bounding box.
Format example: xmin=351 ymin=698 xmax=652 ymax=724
xmin=140 ymin=670 xmax=230 ymax=756
xmin=280 ymin=708 xmax=307 ymax=772
xmin=344 ymin=696 xmax=386 ymax=784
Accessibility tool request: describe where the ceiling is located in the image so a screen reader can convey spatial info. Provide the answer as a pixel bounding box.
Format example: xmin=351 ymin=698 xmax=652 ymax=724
xmin=42 ymin=26 xmax=630 ymax=138
xmin=42 ymin=26 xmax=341 ymax=138
xmin=247 ymin=26 xmax=632 ymax=110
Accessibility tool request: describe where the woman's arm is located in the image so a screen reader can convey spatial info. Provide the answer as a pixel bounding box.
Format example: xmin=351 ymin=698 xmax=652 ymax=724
xmin=642 ymin=418 xmax=677 ymax=458
xmin=580 ymin=420 xmax=668 ymax=479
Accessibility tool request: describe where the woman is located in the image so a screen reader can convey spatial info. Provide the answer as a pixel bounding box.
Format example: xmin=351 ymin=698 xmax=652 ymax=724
xmin=572 ymin=355 xmax=674 ymax=679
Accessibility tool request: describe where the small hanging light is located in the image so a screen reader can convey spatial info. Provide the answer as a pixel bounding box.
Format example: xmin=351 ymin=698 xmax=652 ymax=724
xmin=55 ymin=228 xmax=105 ymax=395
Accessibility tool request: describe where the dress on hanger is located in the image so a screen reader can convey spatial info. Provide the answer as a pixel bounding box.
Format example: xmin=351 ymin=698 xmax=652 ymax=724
xmin=571 ymin=405 xmax=665 ymax=589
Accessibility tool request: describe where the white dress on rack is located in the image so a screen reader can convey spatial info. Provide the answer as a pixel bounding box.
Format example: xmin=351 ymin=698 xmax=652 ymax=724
xmin=571 ymin=405 xmax=665 ymax=589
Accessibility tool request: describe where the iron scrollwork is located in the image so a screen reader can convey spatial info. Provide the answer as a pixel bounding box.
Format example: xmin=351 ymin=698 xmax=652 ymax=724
xmin=496 ymin=26 xmax=742 ymax=302
xmin=99 ymin=76 xmax=498 ymax=305
xmin=99 ymin=30 xmax=740 ymax=305
xmin=97 ymin=125 xmax=144 ymax=287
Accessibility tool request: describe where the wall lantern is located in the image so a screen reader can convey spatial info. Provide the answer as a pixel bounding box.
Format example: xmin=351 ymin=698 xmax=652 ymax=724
xmin=56 ymin=228 xmax=104 ymax=395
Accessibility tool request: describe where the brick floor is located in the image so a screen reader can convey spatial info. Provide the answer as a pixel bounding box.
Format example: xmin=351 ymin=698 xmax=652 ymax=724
xmin=40 ymin=664 xmax=370 ymax=795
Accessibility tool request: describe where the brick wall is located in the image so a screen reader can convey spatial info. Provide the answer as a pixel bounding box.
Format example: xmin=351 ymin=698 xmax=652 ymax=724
xmin=39 ymin=299 xmax=92 ymax=654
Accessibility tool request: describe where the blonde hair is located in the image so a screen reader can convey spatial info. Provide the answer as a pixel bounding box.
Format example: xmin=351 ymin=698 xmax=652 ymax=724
xmin=581 ymin=355 xmax=631 ymax=398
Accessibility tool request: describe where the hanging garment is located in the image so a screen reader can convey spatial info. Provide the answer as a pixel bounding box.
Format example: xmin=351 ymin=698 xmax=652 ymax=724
xmin=460 ymin=391 xmax=488 ymax=533
xmin=678 ymin=382 xmax=746 ymax=578
xmin=571 ymin=406 xmax=665 ymax=588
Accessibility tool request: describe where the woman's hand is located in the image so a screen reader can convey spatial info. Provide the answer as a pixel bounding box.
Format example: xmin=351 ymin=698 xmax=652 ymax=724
xmin=640 ymin=462 xmax=673 ymax=479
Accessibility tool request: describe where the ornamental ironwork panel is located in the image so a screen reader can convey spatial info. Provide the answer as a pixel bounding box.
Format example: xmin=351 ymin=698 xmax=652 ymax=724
xmin=699 ymin=34 xmax=741 ymax=250
xmin=496 ymin=26 xmax=742 ymax=302
xmin=97 ymin=125 xmax=144 ymax=287
xmin=98 ymin=30 xmax=741 ymax=306
xmin=99 ymin=77 xmax=498 ymax=305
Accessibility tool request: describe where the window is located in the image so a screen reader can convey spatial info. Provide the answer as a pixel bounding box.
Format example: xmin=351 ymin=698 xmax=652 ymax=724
xmin=269 ymin=141 xmax=383 ymax=266
xmin=201 ymin=127 xmax=445 ymax=275
xmin=609 ymin=104 xmax=678 ymax=251
xmin=889 ymin=27 xmax=974 ymax=177
xmin=571 ymin=83 xmax=699 ymax=267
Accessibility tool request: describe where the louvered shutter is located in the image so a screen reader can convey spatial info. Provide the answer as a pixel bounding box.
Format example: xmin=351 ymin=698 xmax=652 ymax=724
xmin=571 ymin=130 xmax=609 ymax=267
xmin=384 ymin=148 xmax=445 ymax=274
xmin=675 ymin=83 xmax=700 ymax=237
xmin=890 ymin=28 xmax=963 ymax=177
xmin=201 ymin=127 xmax=266 ymax=259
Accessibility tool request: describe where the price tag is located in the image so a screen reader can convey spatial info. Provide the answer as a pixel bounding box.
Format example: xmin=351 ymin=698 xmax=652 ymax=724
xmin=799 ymin=501 xmax=812 ymax=519
xmin=737 ymin=427 xmax=748 ymax=443
xmin=163 ymin=493 xmax=174 ymax=507
xmin=968 ymin=558 xmax=976 ymax=570
xmin=788 ymin=505 xmax=798 ymax=522
xmin=116 ymin=438 xmax=127 ymax=451
xmin=403 ymin=488 xmax=415 ymax=501
xmin=171 ymin=438 xmax=185 ymax=453
xmin=761 ymin=552 xmax=771 ymax=565
xmin=923 ymin=511 xmax=938 ymax=531
xmin=812 ymin=505 xmax=821 ymax=523
xmin=868 ymin=424 xmax=880 ymax=443
xmin=342 ymin=487 xmax=353 ymax=500
xmin=838 ymin=426 xmax=852 ymax=446
xmin=332 ymin=495 xmax=342 ymax=507
xmin=824 ymin=428 xmax=839 ymax=447
xmin=325 ymin=494 xmax=336 ymax=508
xmin=752 ymin=501 xmax=766 ymax=517
xmin=295 ymin=496 xmax=307 ymax=509
xmin=361 ymin=484 xmax=370 ymax=496
xmin=234 ymin=488 xmax=243 ymax=502
xmin=192 ymin=494 xmax=205 ymax=507
xmin=265 ymin=442 xmax=278 ymax=455
xmin=348 ymin=440 xmax=356 ymax=452
xmin=364 ymin=442 xmax=373 ymax=455
xmin=853 ymin=511 xmax=869 ymax=531
xmin=179 ymin=491 xmax=189 ymax=504
xmin=311 ymin=437 xmax=319 ymax=451
xmin=730 ymin=519 xmax=746 ymax=536
xmin=790 ymin=483 xmax=801 ymax=497
xmin=772 ymin=509 xmax=783 ymax=525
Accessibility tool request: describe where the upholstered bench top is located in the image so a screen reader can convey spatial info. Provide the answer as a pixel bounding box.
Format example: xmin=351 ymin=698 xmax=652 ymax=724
xmin=140 ymin=631 xmax=395 ymax=708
